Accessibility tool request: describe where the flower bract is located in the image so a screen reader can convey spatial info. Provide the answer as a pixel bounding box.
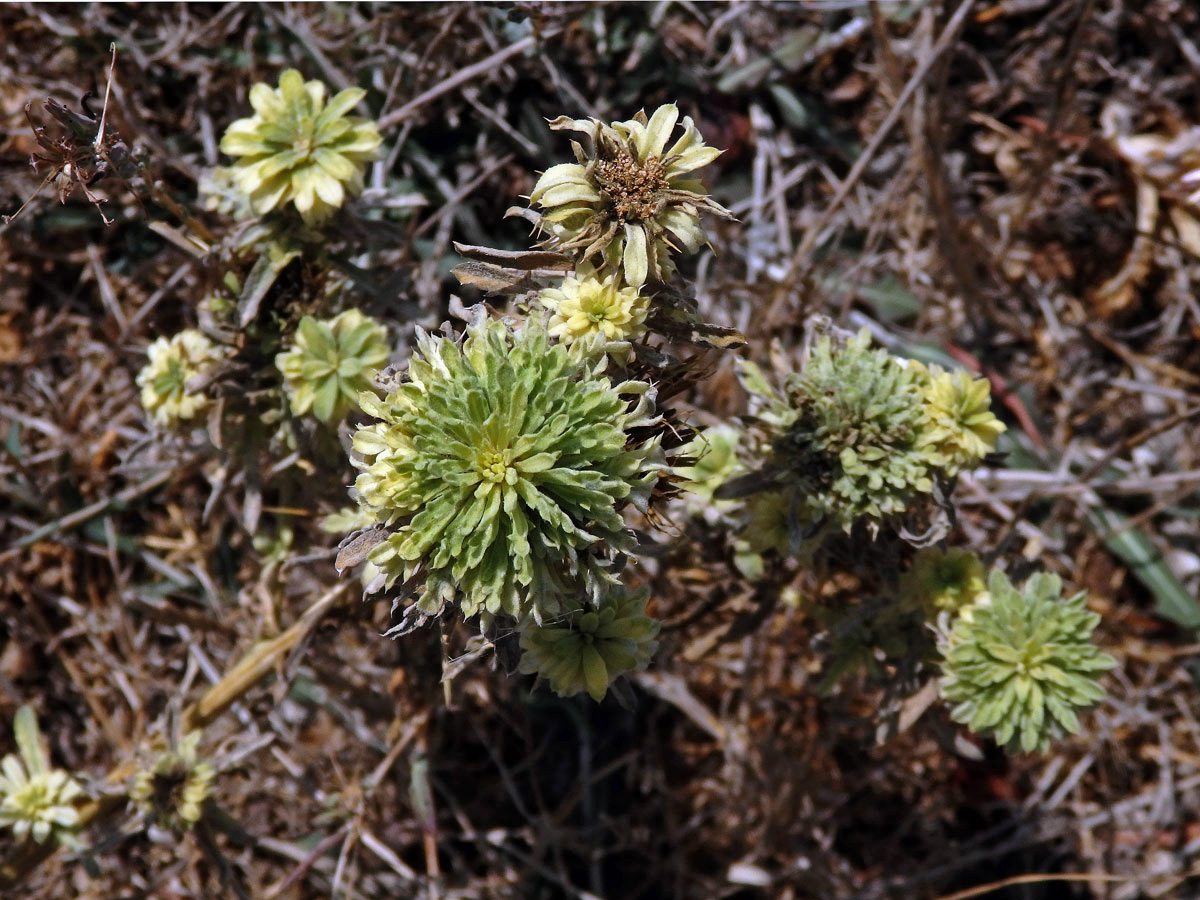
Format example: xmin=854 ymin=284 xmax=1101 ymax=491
xmin=219 ymin=69 xmax=382 ymax=224
xmin=350 ymin=314 xmax=664 ymax=622
xmin=276 ymin=309 xmax=390 ymax=423
xmin=938 ymin=570 xmax=1116 ymax=754
xmin=530 ymin=103 xmax=732 ymax=287
xmin=518 ymin=585 xmax=659 ymax=701
xmin=137 ymin=329 xmax=226 ymax=429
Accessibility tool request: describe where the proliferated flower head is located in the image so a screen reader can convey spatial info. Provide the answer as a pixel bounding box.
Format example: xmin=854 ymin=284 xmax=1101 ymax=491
xmin=918 ymin=365 xmax=1006 ymax=473
xmin=137 ymin=329 xmax=227 ymax=429
xmin=219 ymin=69 xmax=382 ymax=224
xmin=518 ymin=585 xmax=659 ymax=701
xmin=730 ymin=329 xmax=939 ymax=550
xmin=276 ymin=309 xmax=390 ymax=423
xmin=538 ymin=264 xmax=650 ymax=357
xmin=0 ymin=706 xmax=82 ymax=845
xmin=938 ymin=570 xmax=1116 ymax=754
xmin=900 ymin=547 xmax=987 ymax=618
xmin=351 ymin=313 xmax=664 ymax=623
xmin=529 ymin=103 xmax=733 ymax=288
xmin=130 ymin=732 xmax=215 ymax=831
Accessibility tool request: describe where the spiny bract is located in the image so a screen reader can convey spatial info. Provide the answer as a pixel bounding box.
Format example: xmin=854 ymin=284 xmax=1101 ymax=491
xmin=219 ymin=69 xmax=382 ymax=224
xmin=350 ymin=314 xmax=664 ymax=623
xmin=938 ymin=570 xmax=1116 ymax=754
xmin=518 ymin=585 xmax=659 ymax=701
xmin=275 ymin=309 xmax=390 ymax=423
xmin=530 ymin=103 xmax=732 ymax=288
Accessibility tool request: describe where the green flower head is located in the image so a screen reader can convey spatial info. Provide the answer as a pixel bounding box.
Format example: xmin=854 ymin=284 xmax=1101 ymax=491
xmin=130 ymin=732 xmax=215 ymax=831
xmin=219 ymin=69 xmax=382 ymax=224
xmin=276 ymin=309 xmax=390 ymax=423
xmin=137 ymin=329 xmax=227 ymax=429
xmin=0 ymin=707 xmax=82 ymax=846
xmin=938 ymin=570 xmax=1116 ymax=754
xmin=900 ymin=547 xmax=986 ymax=618
xmin=732 ymin=329 xmax=939 ymax=549
xmin=518 ymin=585 xmax=659 ymax=701
xmin=351 ymin=314 xmax=664 ymax=622
xmin=530 ymin=103 xmax=733 ymax=288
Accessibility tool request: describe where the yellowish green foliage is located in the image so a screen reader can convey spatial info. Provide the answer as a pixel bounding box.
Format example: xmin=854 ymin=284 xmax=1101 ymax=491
xmin=0 ymin=707 xmax=82 ymax=846
xmin=938 ymin=570 xmax=1115 ymax=754
xmin=538 ymin=264 xmax=650 ymax=357
xmin=349 ymin=315 xmax=664 ymax=623
xmin=130 ymin=732 xmax=215 ymax=832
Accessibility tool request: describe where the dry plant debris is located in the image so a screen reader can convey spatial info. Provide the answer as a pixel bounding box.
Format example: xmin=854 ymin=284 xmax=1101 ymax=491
xmin=1 ymin=3 xmax=1200 ymax=899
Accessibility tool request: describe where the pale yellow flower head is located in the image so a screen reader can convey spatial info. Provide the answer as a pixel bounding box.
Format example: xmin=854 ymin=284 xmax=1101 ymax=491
xmin=220 ymin=69 xmax=382 ymax=224
xmin=529 ymin=103 xmax=732 ymax=287
xmin=0 ymin=706 xmax=82 ymax=845
xmin=920 ymin=366 xmax=1006 ymax=472
xmin=137 ymin=329 xmax=226 ymax=429
xmin=539 ymin=265 xmax=650 ymax=354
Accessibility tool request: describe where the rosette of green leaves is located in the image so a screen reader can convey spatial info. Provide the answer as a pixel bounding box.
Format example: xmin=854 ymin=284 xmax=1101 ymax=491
xmin=351 ymin=314 xmax=663 ymax=622
xmin=219 ymin=69 xmax=382 ymax=224
xmin=276 ymin=309 xmax=390 ymax=423
xmin=938 ymin=570 xmax=1116 ymax=754
xmin=518 ymin=585 xmax=659 ymax=701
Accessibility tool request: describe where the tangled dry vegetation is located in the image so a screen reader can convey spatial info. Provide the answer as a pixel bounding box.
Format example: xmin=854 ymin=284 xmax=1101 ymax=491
xmin=2 ymin=3 xmax=1200 ymax=898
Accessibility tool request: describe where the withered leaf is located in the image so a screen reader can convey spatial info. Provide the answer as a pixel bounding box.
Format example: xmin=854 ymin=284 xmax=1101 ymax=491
xmin=452 ymin=241 xmax=573 ymax=271
xmin=335 ymin=525 xmax=389 ymax=573
xmin=451 ymin=260 xmax=541 ymax=294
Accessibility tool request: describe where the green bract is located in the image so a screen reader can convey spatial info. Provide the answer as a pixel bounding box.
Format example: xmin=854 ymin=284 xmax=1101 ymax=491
xmin=518 ymin=585 xmax=659 ymax=701
xmin=350 ymin=314 xmax=664 ymax=622
xmin=938 ymin=570 xmax=1116 ymax=754
xmin=219 ymin=69 xmax=382 ymax=224
xmin=276 ymin=309 xmax=390 ymax=423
